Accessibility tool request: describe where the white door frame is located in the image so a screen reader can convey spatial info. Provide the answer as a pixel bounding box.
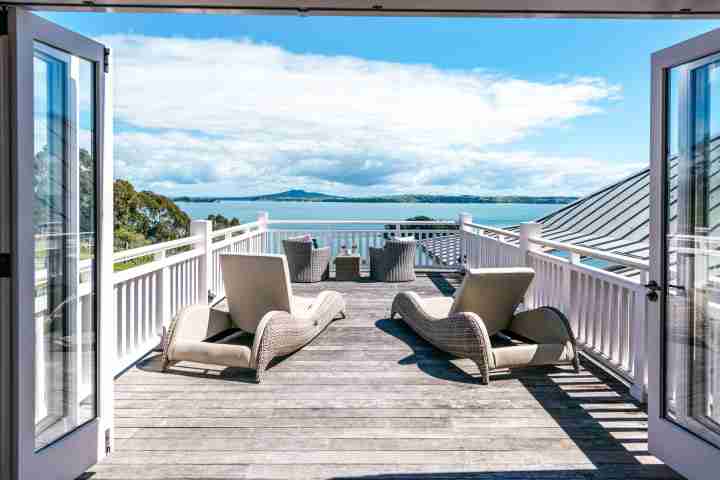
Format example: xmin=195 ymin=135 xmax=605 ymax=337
xmin=3 ymin=7 xmax=114 ymax=480
xmin=649 ymin=27 xmax=720 ymax=480
xmin=1 ymin=16 xmax=14 ymax=480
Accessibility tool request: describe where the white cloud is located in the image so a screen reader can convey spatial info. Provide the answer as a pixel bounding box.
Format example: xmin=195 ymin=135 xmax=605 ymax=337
xmin=104 ymin=34 xmax=633 ymax=196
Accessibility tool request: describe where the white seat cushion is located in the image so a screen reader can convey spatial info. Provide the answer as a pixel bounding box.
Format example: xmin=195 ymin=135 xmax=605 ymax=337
xmin=418 ymin=296 xmax=454 ymax=319
xmin=292 ymin=296 xmax=315 ymax=313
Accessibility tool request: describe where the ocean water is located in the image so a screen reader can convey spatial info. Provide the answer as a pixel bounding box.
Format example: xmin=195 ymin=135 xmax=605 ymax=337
xmin=176 ymin=200 xmax=563 ymax=228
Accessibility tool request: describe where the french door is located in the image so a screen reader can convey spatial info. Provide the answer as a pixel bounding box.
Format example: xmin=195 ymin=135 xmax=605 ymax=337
xmin=650 ymin=28 xmax=720 ymax=480
xmin=1 ymin=7 xmax=113 ymax=480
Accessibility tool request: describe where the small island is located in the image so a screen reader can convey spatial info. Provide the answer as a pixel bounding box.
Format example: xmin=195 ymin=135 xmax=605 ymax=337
xmin=174 ymin=189 xmax=577 ymax=205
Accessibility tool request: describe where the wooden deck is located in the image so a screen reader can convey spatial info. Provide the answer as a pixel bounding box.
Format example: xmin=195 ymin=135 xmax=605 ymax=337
xmin=86 ymin=274 xmax=681 ymax=480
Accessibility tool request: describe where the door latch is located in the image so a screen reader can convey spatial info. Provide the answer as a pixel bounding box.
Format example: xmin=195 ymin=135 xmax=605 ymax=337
xmin=645 ymin=280 xmax=685 ymax=302
xmin=0 ymin=253 xmax=10 ymax=278
xmin=645 ymin=280 xmax=662 ymax=302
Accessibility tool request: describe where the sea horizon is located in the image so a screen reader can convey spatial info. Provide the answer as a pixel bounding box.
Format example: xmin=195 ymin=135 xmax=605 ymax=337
xmin=176 ymin=200 xmax=566 ymax=228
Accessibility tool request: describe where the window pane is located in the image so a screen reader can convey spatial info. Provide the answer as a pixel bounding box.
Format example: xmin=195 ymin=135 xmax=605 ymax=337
xmin=33 ymin=42 xmax=97 ymax=450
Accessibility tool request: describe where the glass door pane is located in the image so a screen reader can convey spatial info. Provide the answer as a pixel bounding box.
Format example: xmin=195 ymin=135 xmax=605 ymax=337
xmin=665 ymin=56 xmax=720 ymax=448
xmin=32 ymin=41 xmax=96 ymax=450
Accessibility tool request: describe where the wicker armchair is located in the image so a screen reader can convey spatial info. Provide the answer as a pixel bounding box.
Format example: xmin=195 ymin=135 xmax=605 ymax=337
xmin=282 ymin=236 xmax=331 ymax=283
xmin=391 ymin=267 xmax=579 ymax=384
xmin=369 ymin=237 xmax=416 ymax=282
xmin=161 ymin=254 xmax=346 ymax=382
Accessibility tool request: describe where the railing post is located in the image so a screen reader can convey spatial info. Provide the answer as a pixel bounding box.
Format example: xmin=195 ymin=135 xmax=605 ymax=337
xmin=257 ymin=211 xmax=269 ymax=226
xmin=519 ymin=222 xmax=542 ymax=308
xmin=191 ymin=219 xmax=213 ymax=304
xmin=519 ymin=222 xmax=542 ymax=265
xmin=630 ymin=270 xmax=649 ymax=403
xmin=257 ymin=211 xmax=269 ymax=253
xmin=565 ymin=252 xmax=581 ymax=331
xmin=155 ymin=249 xmax=171 ymax=331
xmin=458 ymin=213 xmax=472 ymax=271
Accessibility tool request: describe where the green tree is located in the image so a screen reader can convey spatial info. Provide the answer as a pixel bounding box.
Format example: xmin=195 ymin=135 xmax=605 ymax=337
xmin=113 ymin=179 xmax=191 ymax=251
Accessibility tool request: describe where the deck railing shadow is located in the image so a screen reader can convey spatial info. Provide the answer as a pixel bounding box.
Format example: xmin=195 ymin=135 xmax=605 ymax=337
xmin=326 ymin=354 xmax=679 ymax=479
xmin=359 ymin=273 xmax=680 ymax=480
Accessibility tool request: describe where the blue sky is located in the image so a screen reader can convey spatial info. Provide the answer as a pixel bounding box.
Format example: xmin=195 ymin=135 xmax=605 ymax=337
xmin=42 ymin=13 xmax=720 ymax=197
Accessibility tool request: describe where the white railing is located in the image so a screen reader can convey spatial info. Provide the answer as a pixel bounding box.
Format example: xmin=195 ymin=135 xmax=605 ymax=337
xmin=460 ymin=217 xmax=649 ymax=401
xmin=461 ymin=222 xmax=523 ymax=268
xmin=266 ymin=220 xmax=458 ymax=270
xmin=208 ymin=220 xmax=267 ymax=301
xmin=108 ymin=211 xmax=651 ymax=402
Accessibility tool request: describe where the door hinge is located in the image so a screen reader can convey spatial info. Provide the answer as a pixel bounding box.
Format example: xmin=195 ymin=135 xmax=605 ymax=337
xmin=103 ymin=48 xmax=110 ymax=73
xmin=105 ymin=428 xmax=111 ymax=454
xmin=0 ymin=253 xmax=10 ymax=278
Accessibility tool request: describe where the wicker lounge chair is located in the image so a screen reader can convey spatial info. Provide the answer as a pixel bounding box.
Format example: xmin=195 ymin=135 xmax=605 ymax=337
xmin=162 ymin=254 xmax=346 ymax=382
xmin=282 ymin=236 xmax=331 ymax=283
xmin=369 ymin=237 xmax=416 ymax=282
xmin=390 ymin=267 xmax=579 ymax=384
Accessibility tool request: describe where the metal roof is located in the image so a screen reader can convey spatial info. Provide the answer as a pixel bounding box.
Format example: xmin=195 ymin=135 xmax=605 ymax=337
xmin=419 ymin=163 xmax=667 ymax=273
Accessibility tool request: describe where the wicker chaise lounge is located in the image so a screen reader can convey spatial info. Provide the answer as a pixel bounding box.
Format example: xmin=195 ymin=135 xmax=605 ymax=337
xmin=162 ymin=254 xmax=346 ymax=382
xmin=283 ymin=236 xmax=331 ymax=283
xmin=369 ymin=237 xmax=416 ymax=282
xmin=390 ymin=267 xmax=579 ymax=384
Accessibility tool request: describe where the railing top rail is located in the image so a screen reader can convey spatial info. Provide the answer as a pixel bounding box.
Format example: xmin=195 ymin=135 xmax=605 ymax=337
xmin=113 ymin=234 xmax=204 ymax=263
xmin=462 ymin=222 xmax=520 ymax=239
xmin=270 ymin=228 xmax=457 ymax=233
xmin=267 ymin=219 xmax=457 ymax=226
xmin=210 ymin=220 xmax=262 ymax=239
xmin=528 ymin=235 xmax=649 ymax=270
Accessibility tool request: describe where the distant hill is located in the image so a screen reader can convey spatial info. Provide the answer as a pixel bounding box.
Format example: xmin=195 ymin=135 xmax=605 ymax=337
xmin=242 ymin=189 xmax=346 ymax=202
xmin=174 ymin=189 xmax=577 ymax=205
xmin=173 ymin=189 xmax=345 ymax=203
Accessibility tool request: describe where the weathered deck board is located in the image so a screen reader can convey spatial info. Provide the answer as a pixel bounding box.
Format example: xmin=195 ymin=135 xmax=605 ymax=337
xmin=83 ymin=274 xmax=682 ymax=480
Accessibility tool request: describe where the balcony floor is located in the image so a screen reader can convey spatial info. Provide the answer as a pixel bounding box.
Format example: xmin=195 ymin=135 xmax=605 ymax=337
xmin=86 ymin=274 xmax=681 ymax=480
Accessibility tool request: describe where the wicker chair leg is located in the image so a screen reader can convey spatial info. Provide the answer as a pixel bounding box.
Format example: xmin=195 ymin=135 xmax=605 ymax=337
xmin=474 ymin=360 xmax=490 ymax=385
xmin=255 ymin=363 xmax=266 ymax=383
xmin=573 ymin=356 xmax=581 ymax=373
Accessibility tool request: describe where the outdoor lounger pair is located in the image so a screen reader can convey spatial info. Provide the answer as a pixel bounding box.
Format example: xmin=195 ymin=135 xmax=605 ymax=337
xmin=162 ymin=254 xmax=577 ymax=384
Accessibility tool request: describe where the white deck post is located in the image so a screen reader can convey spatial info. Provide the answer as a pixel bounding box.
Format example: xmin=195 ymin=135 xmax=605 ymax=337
xmin=630 ymin=270 xmax=649 ymax=403
xmin=191 ymin=219 xmax=213 ymax=304
xmin=458 ymin=213 xmax=472 ymax=271
xmin=519 ymin=222 xmax=542 ymax=264
xmin=519 ymin=222 xmax=542 ymax=308
xmin=155 ymin=249 xmax=171 ymax=327
xmin=257 ymin=212 xmax=269 ymax=253
xmin=566 ymin=252 xmax=581 ymax=334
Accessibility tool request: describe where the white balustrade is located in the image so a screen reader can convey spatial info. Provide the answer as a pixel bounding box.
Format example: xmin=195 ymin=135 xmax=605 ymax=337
xmin=107 ymin=213 xmax=652 ymax=401
xmin=461 ymin=219 xmax=650 ymax=401
xmin=460 ymin=220 xmax=522 ymax=269
xmin=265 ymin=222 xmax=458 ymax=271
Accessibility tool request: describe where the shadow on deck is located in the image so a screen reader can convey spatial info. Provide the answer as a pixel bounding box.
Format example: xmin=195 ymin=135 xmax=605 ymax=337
xmin=82 ymin=273 xmax=681 ymax=480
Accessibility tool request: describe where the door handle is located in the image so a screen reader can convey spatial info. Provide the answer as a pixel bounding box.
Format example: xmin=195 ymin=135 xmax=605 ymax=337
xmin=0 ymin=253 xmax=10 ymax=278
xmin=644 ymin=280 xmax=685 ymax=302
xmin=645 ymin=281 xmax=661 ymax=302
